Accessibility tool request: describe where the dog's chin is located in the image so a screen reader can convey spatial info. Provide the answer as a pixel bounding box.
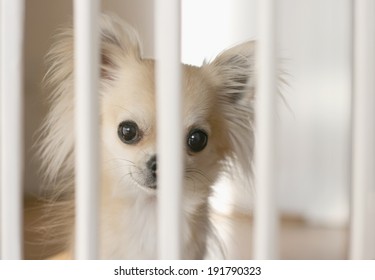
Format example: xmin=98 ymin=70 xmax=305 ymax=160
xmin=130 ymin=175 xmax=157 ymax=194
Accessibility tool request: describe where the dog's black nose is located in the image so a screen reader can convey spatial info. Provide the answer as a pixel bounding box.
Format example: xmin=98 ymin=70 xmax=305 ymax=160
xmin=147 ymin=155 xmax=157 ymax=180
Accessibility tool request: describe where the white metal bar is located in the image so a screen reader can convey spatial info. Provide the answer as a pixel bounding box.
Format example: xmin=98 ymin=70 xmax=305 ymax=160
xmin=350 ymin=0 xmax=375 ymax=260
xmin=73 ymin=0 xmax=100 ymax=259
xmin=253 ymin=0 xmax=279 ymax=260
xmin=155 ymin=0 xmax=183 ymax=259
xmin=0 ymin=0 xmax=24 ymax=260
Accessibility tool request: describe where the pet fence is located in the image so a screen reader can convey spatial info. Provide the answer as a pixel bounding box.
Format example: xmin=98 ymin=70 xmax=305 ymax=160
xmin=1 ymin=0 xmax=375 ymax=260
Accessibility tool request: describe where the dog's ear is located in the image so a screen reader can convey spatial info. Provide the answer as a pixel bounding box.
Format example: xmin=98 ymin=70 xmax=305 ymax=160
xmin=204 ymin=41 xmax=255 ymax=104
xmin=203 ymin=42 xmax=256 ymax=184
xmin=40 ymin=15 xmax=142 ymax=183
xmin=99 ymin=15 xmax=142 ymax=80
xmin=44 ymin=15 xmax=142 ymax=86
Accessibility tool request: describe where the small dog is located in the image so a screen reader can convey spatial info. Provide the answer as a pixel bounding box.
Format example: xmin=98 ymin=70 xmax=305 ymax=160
xmin=39 ymin=14 xmax=254 ymax=259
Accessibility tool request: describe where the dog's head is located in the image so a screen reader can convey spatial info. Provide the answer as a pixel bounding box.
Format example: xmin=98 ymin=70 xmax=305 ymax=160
xmin=41 ymin=15 xmax=255 ymax=205
xmin=98 ymin=16 xmax=255 ymax=201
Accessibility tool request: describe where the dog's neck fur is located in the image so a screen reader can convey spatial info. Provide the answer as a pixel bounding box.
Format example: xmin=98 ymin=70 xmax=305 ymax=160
xmin=99 ymin=173 xmax=209 ymax=259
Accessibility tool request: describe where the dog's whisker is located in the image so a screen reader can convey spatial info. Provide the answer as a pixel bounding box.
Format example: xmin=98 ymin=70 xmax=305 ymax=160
xmin=186 ymin=168 xmax=213 ymax=184
xmin=185 ymin=175 xmax=199 ymax=192
xmin=103 ymin=164 xmax=136 ymax=172
xmin=103 ymin=158 xmax=136 ymax=165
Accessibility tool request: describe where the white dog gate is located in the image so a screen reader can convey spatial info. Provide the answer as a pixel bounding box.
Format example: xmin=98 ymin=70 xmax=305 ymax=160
xmin=1 ymin=0 xmax=24 ymax=260
xmin=1 ymin=0 xmax=375 ymax=260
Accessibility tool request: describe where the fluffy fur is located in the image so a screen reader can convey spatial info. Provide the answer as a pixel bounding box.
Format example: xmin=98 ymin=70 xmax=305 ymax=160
xmin=38 ymin=14 xmax=255 ymax=259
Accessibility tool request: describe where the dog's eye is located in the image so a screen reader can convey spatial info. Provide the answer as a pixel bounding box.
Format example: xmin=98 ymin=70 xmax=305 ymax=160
xmin=187 ymin=129 xmax=208 ymax=153
xmin=118 ymin=121 xmax=141 ymax=144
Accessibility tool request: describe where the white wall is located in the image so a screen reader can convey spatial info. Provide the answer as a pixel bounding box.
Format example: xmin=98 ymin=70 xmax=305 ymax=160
xmin=276 ymin=0 xmax=351 ymax=226
xmin=182 ymin=0 xmax=257 ymax=65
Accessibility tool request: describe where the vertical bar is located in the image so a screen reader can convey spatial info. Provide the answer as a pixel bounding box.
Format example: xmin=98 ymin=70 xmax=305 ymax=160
xmin=0 ymin=0 xmax=24 ymax=260
xmin=350 ymin=0 xmax=375 ymax=260
xmin=73 ymin=0 xmax=100 ymax=259
xmin=155 ymin=0 xmax=183 ymax=259
xmin=253 ymin=0 xmax=279 ymax=259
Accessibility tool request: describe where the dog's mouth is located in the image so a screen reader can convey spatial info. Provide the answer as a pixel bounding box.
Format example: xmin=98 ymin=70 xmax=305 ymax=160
xmin=130 ymin=172 xmax=157 ymax=192
xmin=147 ymin=184 xmax=157 ymax=190
xmin=138 ymin=183 xmax=157 ymax=193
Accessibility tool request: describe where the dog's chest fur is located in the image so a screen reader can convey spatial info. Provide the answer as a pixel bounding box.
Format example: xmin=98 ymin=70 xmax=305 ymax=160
xmin=100 ymin=193 xmax=158 ymax=259
xmin=99 ymin=186 xmax=209 ymax=259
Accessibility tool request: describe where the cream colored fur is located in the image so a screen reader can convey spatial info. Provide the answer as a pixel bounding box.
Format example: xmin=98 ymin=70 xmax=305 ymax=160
xmin=38 ymin=14 xmax=255 ymax=259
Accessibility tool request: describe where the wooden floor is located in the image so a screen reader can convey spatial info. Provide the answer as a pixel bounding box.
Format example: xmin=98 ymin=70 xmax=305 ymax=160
xmin=23 ymin=198 xmax=348 ymax=260
xmin=211 ymin=212 xmax=348 ymax=259
xmin=24 ymin=198 xmax=68 ymax=260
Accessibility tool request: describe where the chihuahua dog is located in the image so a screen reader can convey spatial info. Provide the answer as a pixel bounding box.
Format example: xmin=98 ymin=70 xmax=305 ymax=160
xmin=39 ymin=14 xmax=254 ymax=259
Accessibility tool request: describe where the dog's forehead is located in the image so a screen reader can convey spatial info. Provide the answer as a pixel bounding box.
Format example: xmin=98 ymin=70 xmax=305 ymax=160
xmin=107 ymin=60 xmax=213 ymax=126
xmin=182 ymin=65 xmax=213 ymax=117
